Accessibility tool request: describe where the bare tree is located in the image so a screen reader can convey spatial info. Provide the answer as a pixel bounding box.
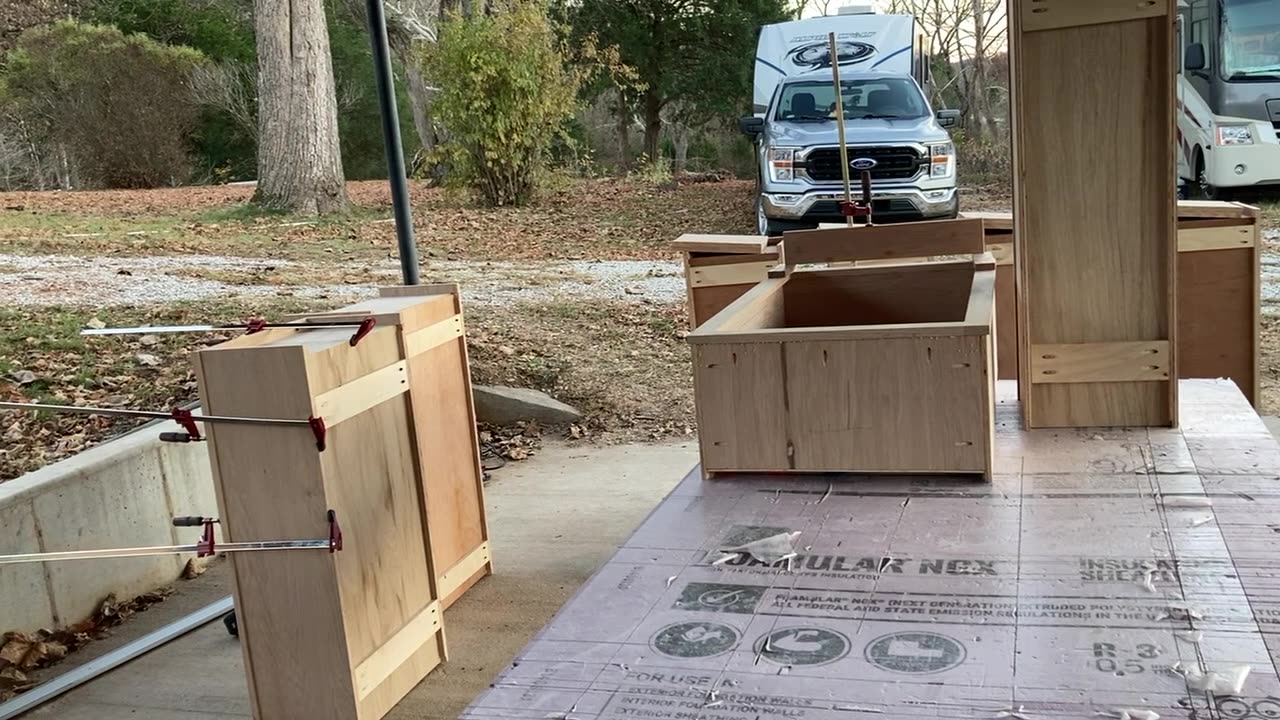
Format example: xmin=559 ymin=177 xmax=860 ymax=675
xmin=341 ymin=0 xmax=440 ymax=169
xmin=883 ymin=0 xmax=1008 ymax=135
xmin=955 ymin=0 xmax=1006 ymax=139
xmin=253 ymin=0 xmax=349 ymax=214
xmin=191 ymin=61 xmax=258 ymax=140
xmin=807 ymin=0 xmax=836 ymax=16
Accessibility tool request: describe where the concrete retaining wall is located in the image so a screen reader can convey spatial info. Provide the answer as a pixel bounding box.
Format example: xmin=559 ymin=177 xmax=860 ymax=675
xmin=0 ymin=417 xmax=216 ymax=633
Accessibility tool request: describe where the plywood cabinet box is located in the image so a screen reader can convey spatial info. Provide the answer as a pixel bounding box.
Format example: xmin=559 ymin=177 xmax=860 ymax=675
xmin=193 ymin=285 xmax=491 ymax=720
xmin=688 ymin=219 xmax=996 ymax=479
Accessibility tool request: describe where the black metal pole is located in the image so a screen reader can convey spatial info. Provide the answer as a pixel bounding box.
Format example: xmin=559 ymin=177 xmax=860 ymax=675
xmin=366 ymin=0 xmax=420 ymax=285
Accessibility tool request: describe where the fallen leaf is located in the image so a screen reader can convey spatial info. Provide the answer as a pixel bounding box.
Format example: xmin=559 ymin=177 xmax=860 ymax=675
xmin=135 ymin=353 xmax=161 ymax=367
xmin=139 ymin=335 xmax=160 ymax=347
xmin=182 ymin=558 xmax=207 ymax=580
xmin=84 ymin=317 xmax=107 ymax=330
xmin=10 ymin=370 xmax=36 ymax=386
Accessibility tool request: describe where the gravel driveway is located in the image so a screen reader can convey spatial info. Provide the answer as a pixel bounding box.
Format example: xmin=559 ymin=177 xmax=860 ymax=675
xmin=0 ymin=253 xmax=687 ymax=307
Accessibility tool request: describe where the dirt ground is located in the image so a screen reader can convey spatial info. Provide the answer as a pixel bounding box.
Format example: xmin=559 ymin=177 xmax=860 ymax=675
xmin=0 ymin=178 xmax=1275 ymax=481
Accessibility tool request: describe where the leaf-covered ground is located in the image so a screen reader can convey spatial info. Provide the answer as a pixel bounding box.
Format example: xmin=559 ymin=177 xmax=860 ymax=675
xmin=0 ymin=178 xmax=730 ymax=481
xmin=0 ymin=177 xmax=1274 ymax=483
xmin=0 ymin=178 xmax=756 ymax=263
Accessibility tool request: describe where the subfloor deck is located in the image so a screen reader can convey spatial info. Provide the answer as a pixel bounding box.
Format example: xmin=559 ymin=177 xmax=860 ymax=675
xmin=464 ymin=380 xmax=1280 ymax=720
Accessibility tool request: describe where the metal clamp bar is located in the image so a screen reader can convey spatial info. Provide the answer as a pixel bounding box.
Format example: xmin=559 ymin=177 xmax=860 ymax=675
xmin=0 ymin=510 xmax=342 ymax=565
xmin=0 ymin=401 xmax=313 ymax=428
xmin=81 ymin=317 xmax=376 ymax=346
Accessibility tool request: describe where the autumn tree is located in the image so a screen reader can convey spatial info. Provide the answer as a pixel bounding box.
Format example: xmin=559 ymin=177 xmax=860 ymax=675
xmin=254 ymin=0 xmax=350 ymax=213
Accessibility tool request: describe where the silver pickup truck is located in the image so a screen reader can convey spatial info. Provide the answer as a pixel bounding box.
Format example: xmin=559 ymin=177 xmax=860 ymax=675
xmin=741 ymin=69 xmax=961 ymax=236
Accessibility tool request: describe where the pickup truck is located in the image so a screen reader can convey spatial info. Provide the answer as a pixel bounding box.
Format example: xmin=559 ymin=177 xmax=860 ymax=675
xmin=743 ymin=12 xmax=961 ymax=235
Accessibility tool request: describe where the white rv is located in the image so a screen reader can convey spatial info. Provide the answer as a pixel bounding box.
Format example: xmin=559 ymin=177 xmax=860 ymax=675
xmin=742 ymin=11 xmax=961 ymax=235
xmin=1177 ymin=0 xmax=1280 ymax=198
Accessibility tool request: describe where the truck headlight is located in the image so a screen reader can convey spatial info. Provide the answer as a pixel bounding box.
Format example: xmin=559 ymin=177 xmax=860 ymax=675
xmin=1217 ymin=125 xmax=1254 ymax=146
xmin=928 ymin=142 xmax=954 ymax=178
xmin=768 ymin=147 xmax=798 ymax=183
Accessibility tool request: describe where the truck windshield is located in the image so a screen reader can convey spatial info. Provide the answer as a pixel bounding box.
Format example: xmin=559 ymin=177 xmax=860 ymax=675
xmin=1222 ymin=0 xmax=1280 ymax=80
xmin=774 ymin=78 xmax=928 ymax=122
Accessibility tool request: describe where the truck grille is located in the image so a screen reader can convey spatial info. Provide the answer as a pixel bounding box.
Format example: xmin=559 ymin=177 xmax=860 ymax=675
xmin=802 ymin=146 xmax=924 ymax=182
xmin=1274 ymin=120 xmax=1280 ymax=140
xmin=810 ymin=198 xmax=920 ymax=215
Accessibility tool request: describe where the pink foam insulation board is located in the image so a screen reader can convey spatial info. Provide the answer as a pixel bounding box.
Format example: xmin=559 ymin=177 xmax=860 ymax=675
xmin=462 ymin=380 xmax=1280 ymax=720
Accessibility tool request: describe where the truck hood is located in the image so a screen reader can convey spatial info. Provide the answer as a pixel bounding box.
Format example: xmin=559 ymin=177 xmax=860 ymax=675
xmin=765 ymin=116 xmax=949 ymax=147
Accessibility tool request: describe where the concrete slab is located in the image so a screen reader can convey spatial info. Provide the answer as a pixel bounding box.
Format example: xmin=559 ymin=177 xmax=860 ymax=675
xmin=22 ymin=440 xmax=700 ymax=720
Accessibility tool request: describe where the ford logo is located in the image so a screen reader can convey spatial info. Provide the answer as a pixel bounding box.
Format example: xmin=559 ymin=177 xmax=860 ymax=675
xmin=850 ymin=158 xmax=878 ymax=171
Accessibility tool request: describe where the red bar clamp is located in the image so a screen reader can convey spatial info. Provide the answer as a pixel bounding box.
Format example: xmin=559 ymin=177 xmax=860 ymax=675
xmin=244 ymin=318 xmax=267 ymax=334
xmin=196 ymin=517 xmax=218 ymax=558
xmin=349 ymin=317 xmax=376 ymax=347
xmin=170 ymin=408 xmax=202 ymax=442
xmin=308 ymin=415 xmax=327 ymax=451
xmin=839 ymin=170 xmax=875 ymax=226
xmin=327 ymin=509 xmax=343 ymax=552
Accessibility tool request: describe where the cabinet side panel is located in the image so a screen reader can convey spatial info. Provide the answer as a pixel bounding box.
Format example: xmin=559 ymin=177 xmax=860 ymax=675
xmin=1014 ymin=9 xmax=1176 ymax=427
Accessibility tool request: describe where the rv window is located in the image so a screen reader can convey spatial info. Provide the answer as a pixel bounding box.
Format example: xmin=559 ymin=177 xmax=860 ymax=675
xmin=1222 ymin=0 xmax=1280 ymax=79
xmin=1189 ymin=0 xmax=1213 ymax=70
xmin=775 ymin=78 xmax=928 ymax=121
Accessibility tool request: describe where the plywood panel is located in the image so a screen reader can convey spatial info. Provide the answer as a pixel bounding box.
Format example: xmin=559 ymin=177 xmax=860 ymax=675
xmin=394 ymin=292 xmax=490 ymax=610
xmin=672 ymin=234 xmax=769 ymax=254
xmin=690 ymin=283 xmax=757 ymax=329
xmin=194 ymin=341 xmax=350 ymax=720
xmin=1179 ymin=247 xmax=1258 ymax=405
xmin=1029 ymin=341 xmax=1171 ymax=384
xmin=782 ymin=262 xmax=973 ymax=328
xmin=1011 ymin=0 xmax=1176 ymax=428
xmin=995 ymin=264 xmax=1018 ymax=381
xmin=785 ymin=336 xmax=990 ymax=473
xmin=691 ymin=343 xmax=788 ymax=471
xmin=782 ymin=218 xmax=985 ymax=265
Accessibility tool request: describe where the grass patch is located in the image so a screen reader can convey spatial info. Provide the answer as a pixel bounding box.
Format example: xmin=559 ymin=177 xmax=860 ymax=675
xmin=467 ymin=299 xmax=694 ymax=442
xmin=1 ymin=294 xmax=696 ymax=482
xmin=0 ymin=298 xmax=330 ymax=481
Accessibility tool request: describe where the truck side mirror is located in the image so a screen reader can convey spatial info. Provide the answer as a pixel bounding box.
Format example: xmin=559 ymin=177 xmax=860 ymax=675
xmin=935 ymin=109 xmax=961 ymax=129
xmin=739 ymin=116 xmax=766 ymax=136
xmin=1186 ymin=43 xmax=1206 ymax=72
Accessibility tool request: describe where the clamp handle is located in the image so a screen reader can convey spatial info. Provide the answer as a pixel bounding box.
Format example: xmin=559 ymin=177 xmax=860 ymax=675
xmin=349 ymin=317 xmax=376 ymax=347
xmin=173 ymin=516 xmax=217 ymax=527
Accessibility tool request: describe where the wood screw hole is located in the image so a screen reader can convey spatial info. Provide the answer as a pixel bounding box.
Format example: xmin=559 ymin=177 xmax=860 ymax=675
xmin=1043 ymin=370 xmax=1058 ymax=376
xmin=1147 ymin=366 xmax=1161 ymax=371
xmin=1042 ymin=354 xmax=1056 ymax=360
xmin=955 ymin=441 xmax=974 ymax=447
xmin=1146 ymin=349 xmax=1160 ymax=355
xmin=952 ymin=363 xmax=971 ymax=368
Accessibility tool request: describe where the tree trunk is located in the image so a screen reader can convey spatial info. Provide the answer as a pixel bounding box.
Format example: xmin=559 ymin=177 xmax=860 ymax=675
xmin=616 ymin=92 xmax=630 ymax=173
xmin=403 ymin=60 xmax=436 ymax=159
xmin=253 ymin=0 xmax=350 ymax=214
xmin=642 ymin=91 xmax=662 ymax=164
xmin=671 ymin=123 xmax=690 ymax=174
xmin=969 ymin=0 xmax=993 ymax=141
